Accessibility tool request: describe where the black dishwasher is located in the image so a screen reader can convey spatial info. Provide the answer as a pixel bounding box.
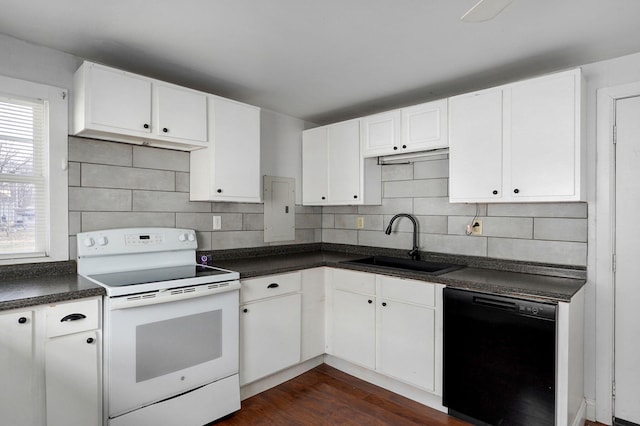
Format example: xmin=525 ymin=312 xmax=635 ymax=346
xmin=443 ymin=288 xmax=557 ymax=426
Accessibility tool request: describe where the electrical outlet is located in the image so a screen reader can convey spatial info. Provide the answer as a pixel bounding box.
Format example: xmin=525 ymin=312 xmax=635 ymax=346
xmin=213 ymin=216 xmax=222 ymax=230
xmin=357 ymin=216 xmax=364 ymax=229
xmin=470 ymin=219 xmax=483 ymax=235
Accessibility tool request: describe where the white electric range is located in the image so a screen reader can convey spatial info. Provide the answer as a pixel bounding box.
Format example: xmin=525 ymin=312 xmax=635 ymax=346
xmin=77 ymin=227 xmax=240 ymax=426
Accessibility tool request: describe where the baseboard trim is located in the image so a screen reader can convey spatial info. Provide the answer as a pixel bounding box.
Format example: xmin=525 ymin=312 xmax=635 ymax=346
xmin=324 ymin=354 xmax=446 ymax=413
xmin=240 ymin=356 xmax=323 ymax=400
xmin=586 ymin=398 xmax=597 ymax=422
xmin=572 ymin=399 xmax=587 ymax=426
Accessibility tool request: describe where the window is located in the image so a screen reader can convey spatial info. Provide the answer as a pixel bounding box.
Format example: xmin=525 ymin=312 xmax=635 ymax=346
xmin=0 ymin=75 xmax=68 ymax=263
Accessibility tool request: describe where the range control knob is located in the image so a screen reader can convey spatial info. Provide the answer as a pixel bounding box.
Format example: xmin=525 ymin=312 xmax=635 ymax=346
xmin=187 ymin=233 xmax=196 ymax=242
xmin=178 ymin=233 xmax=187 ymax=242
xmin=83 ymin=238 xmax=95 ymax=247
xmin=97 ymin=236 xmax=108 ymax=246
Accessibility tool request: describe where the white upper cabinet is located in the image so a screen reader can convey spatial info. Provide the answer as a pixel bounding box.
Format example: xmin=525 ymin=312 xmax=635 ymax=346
xmin=361 ymin=110 xmax=401 ymax=157
xmin=153 ymin=83 xmax=208 ymax=142
xmin=302 ymin=119 xmax=381 ymax=206
xmin=449 ymin=68 xmax=584 ymax=203
xmin=401 ymin=99 xmax=448 ymax=153
xmin=361 ymin=99 xmax=448 ymax=158
xmin=73 ymin=61 xmax=209 ymax=151
xmin=190 ymin=96 xmax=261 ymax=202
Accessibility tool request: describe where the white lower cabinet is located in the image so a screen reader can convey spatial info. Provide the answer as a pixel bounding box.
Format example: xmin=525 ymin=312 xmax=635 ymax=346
xmin=327 ymin=268 xmax=443 ymax=393
xmin=0 ymin=296 xmax=102 ymax=426
xmin=45 ymin=330 xmax=101 ymax=426
xmin=240 ymin=272 xmax=302 ymax=385
xmin=45 ymin=297 xmax=102 ymax=426
xmin=0 ymin=309 xmax=36 ymax=426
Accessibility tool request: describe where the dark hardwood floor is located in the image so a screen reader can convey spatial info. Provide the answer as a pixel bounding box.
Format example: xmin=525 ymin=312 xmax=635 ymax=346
xmin=213 ymin=364 xmax=609 ymax=425
xmin=214 ymin=364 xmax=470 ymax=425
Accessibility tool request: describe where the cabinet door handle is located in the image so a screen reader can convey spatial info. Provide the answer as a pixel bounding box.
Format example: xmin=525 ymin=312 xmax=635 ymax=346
xmin=267 ymin=283 xmax=279 ymax=289
xmin=143 ymin=123 xmax=149 ymax=129
xmin=162 ymin=127 xmax=169 ymax=133
xmin=382 ymin=302 xmax=387 ymax=307
xmin=368 ymin=300 xmax=373 ymax=304
xmin=321 ymin=196 xmax=326 ymax=200
xmin=18 ymin=317 xmax=27 ymax=324
xmin=243 ymin=308 xmax=248 ymax=313
xmin=86 ymin=337 xmax=94 ymax=344
xmin=60 ymin=313 xmax=87 ymax=322
xmin=217 ymin=188 xmax=222 ymax=194
xmin=492 ymin=190 xmax=498 ymax=195
xmin=393 ymin=146 xmax=398 ymax=150
xmin=402 ymin=145 xmax=407 ymax=149
xmin=513 ymin=188 xmax=520 ymax=194
xmin=353 ymin=195 xmax=358 ymax=199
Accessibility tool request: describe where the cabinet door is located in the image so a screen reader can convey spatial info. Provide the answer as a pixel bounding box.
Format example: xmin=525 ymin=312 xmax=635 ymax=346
xmin=506 ymin=70 xmax=579 ymax=200
xmin=240 ymin=293 xmax=301 ymax=385
xmin=377 ymin=300 xmax=436 ymax=391
xmin=0 ymin=310 xmax=35 ymax=426
xmin=154 ymin=84 xmax=208 ymax=142
xmin=45 ymin=330 xmax=101 ymax=426
xmin=449 ymin=88 xmax=504 ymax=202
xmin=328 ymin=120 xmax=361 ymax=204
xmin=330 ymin=289 xmax=375 ymax=369
xmin=361 ymin=110 xmax=402 ymax=157
xmin=211 ymin=97 xmax=261 ymax=201
xmin=402 ymin=99 xmax=448 ymax=153
xmin=87 ymin=63 xmax=152 ymax=134
xmin=302 ymin=126 xmax=329 ymax=204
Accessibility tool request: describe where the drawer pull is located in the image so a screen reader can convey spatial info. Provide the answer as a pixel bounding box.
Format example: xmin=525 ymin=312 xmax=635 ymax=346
xmin=267 ymin=283 xmax=279 ymax=289
xmin=86 ymin=337 xmax=94 ymax=344
xmin=60 ymin=313 xmax=87 ymax=322
xmin=18 ymin=317 xmax=28 ymax=324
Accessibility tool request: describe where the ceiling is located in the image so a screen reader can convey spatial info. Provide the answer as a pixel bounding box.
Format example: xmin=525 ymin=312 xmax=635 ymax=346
xmin=1 ymin=0 xmax=640 ymax=124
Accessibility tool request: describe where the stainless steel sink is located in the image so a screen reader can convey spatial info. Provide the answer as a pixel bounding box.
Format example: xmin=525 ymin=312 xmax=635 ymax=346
xmin=342 ymin=256 xmax=462 ymax=275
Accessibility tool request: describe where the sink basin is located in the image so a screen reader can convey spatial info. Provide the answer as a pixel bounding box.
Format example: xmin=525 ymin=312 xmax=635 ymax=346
xmin=342 ymin=256 xmax=462 ymax=276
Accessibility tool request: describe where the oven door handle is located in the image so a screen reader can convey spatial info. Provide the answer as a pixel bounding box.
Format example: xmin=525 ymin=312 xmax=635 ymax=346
xmin=60 ymin=313 xmax=87 ymax=322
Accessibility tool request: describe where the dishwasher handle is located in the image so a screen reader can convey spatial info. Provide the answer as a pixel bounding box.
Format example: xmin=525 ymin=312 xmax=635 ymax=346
xmin=473 ymin=296 xmax=516 ymax=311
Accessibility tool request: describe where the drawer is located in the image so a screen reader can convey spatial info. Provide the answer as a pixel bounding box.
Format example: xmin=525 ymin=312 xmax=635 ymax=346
xmin=378 ymin=275 xmax=435 ymax=307
xmin=241 ymin=271 xmax=301 ymax=303
xmin=330 ymin=268 xmax=375 ymax=295
xmin=46 ymin=297 xmax=100 ymax=338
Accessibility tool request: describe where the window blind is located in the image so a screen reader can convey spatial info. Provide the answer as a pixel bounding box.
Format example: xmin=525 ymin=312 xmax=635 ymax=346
xmin=0 ymin=96 xmax=47 ymax=257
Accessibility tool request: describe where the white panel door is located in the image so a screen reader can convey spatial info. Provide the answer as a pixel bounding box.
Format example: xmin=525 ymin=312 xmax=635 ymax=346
xmin=331 ymin=289 xmax=375 ymax=369
xmin=212 ymin=97 xmax=261 ymax=201
xmin=46 ymin=330 xmax=101 ymax=426
xmin=88 ymin=64 xmax=152 ymax=133
xmin=614 ymin=95 xmax=640 ymax=424
xmin=507 ymin=70 xmax=578 ymax=199
xmin=377 ymin=300 xmax=435 ymax=391
xmin=0 ymin=310 xmax=35 ymax=426
xmin=240 ymin=293 xmax=302 ymax=385
xmin=154 ymin=84 xmax=208 ymax=141
xmin=302 ymin=126 xmax=329 ymax=204
xmin=449 ymin=88 xmax=504 ymax=202
xmin=361 ymin=110 xmax=401 ymax=157
xmin=328 ymin=119 xmax=361 ymax=204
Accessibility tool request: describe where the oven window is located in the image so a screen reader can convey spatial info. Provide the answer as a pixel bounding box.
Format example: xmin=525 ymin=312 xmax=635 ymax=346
xmin=136 ymin=310 xmax=222 ymax=382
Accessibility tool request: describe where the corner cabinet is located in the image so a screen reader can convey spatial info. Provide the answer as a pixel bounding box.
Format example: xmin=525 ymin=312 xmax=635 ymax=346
xmin=449 ymin=68 xmax=585 ymax=203
xmin=190 ymin=96 xmax=261 ymax=202
xmin=73 ymin=61 xmax=208 ymax=151
xmin=302 ymin=119 xmax=381 ymax=206
xmin=362 ymin=99 xmax=448 ymax=158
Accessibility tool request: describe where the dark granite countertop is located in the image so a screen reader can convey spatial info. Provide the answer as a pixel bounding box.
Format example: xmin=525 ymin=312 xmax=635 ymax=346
xmin=0 ymin=273 xmax=105 ymax=311
xmin=0 ymin=244 xmax=586 ymax=310
xmin=211 ymin=246 xmax=586 ymax=303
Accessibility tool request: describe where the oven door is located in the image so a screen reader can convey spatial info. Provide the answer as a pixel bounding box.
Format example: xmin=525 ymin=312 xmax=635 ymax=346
xmin=105 ymin=288 xmax=239 ymax=418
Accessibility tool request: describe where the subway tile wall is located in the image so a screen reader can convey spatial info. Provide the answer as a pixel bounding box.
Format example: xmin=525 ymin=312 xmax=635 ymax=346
xmin=67 ymin=137 xmax=322 ymax=259
xmin=68 ymin=138 xmax=587 ymax=266
xmin=321 ymin=155 xmax=588 ymax=267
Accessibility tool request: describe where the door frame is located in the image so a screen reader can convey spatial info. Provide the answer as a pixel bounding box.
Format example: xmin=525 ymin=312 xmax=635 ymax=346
xmin=595 ymin=81 xmax=640 ymax=424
